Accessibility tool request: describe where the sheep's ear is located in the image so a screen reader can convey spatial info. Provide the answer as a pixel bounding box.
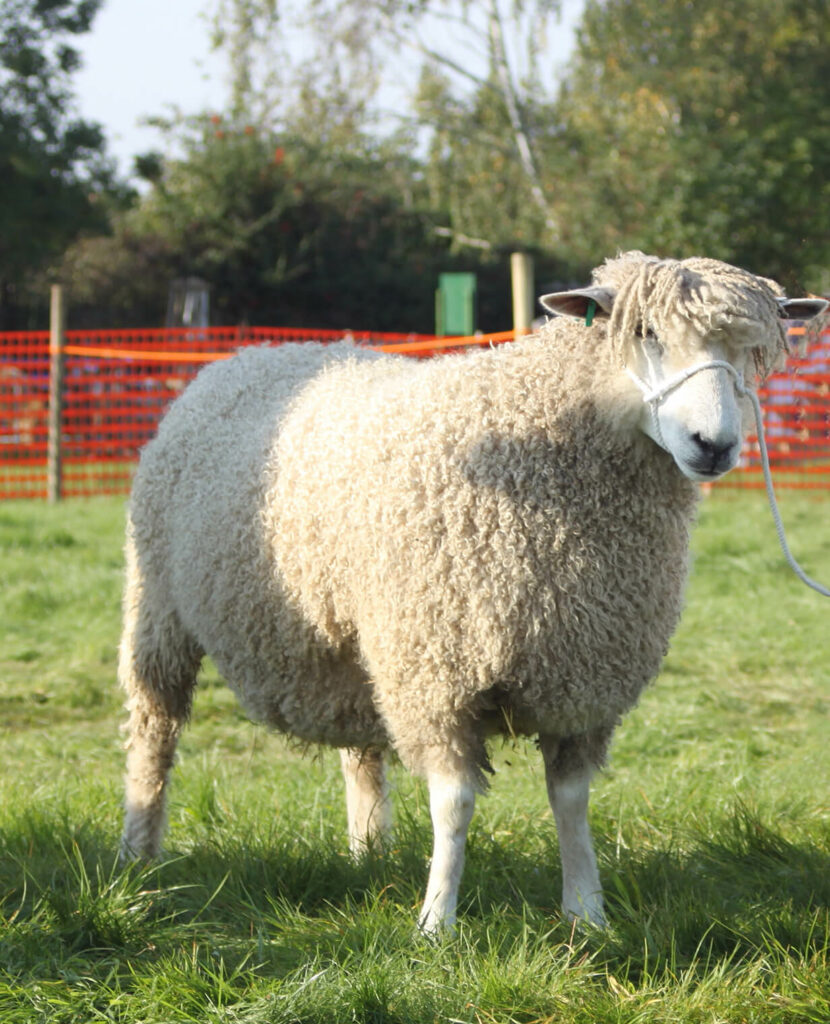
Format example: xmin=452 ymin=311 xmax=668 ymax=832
xmin=539 ymin=286 xmax=615 ymax=320
xmin=777 ymin=297 xmax=828 ymax=321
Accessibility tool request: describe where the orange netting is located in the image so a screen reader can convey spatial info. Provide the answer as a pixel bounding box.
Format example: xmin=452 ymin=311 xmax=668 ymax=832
xmin=0 ymin=324 xmax=827 ymax=499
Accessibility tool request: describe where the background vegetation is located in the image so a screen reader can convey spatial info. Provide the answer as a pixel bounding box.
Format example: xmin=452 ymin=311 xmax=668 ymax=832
xmin=0 ymin=491 xmax=828 ymax=1021
xmin=0 ymin=0 xmax=129 ymax=328
xmin=1 ymin=0 xmax=828 ymax=330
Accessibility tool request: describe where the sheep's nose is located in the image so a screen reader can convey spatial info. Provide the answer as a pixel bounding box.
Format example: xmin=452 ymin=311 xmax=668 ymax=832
xmin=691 ymin=432 xmax=736 ymax=473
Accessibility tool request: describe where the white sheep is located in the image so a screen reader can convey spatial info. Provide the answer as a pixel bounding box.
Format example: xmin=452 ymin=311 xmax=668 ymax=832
xmin=118 ymin=251 xmax=826 ymax=932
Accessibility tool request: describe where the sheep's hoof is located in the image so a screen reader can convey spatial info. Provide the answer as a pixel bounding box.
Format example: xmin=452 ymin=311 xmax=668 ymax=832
xmin=417 ymin=909 xmax=457 ymax=941
xmin=118 ymin=839 xmax=158 ymax=868
xmin=563 ymin=896 xmax=607 ymax=931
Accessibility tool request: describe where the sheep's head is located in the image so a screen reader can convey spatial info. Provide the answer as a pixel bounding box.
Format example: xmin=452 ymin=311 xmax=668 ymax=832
xmin=540 ymin=252 xmax=827 ymax=483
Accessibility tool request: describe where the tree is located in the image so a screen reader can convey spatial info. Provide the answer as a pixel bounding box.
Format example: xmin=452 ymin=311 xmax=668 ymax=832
xmin=59 ymin=116 xmax=517 ymax=331
xmin=207 ymin=0 xmax=279 ymax=120
xmin=414 ymin=58 xmax=560 ymax=254
xmin=0 ymin=0 xmax=125 ymax=326
xmin=203 ymin=0 xmax=567 ymax=252
xmin=204 ymin=0 xmax=379 ymax=141
xmin=59 ymin=0 xmax=577 ymax=329
xmin=407 ymin=0 xmax=556 ymax=237
xmin=554 ymin=0 xmax=830 ymax=291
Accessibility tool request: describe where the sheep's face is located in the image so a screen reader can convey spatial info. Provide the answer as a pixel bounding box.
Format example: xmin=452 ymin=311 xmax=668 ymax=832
xmin=539 ymin=274 xmax=827 ymax=483
xmin=622 ymin=327 xmax=753 ymax=481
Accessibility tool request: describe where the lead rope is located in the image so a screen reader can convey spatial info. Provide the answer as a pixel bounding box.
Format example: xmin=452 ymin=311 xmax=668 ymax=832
xmin=739 ymin=382 xmax=830 ymax=598
xmin=626 ymin=359 xmax=830 ymax=598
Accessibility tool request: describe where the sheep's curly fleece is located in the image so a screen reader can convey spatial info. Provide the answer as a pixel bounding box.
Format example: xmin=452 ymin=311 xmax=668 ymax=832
xmin=121 ymin=252 xmax=785 ymax=789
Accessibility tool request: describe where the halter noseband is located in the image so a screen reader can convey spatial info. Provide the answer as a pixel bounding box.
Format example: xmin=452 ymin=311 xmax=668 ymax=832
xmin=625 ymin=354 xmax=746 ymax=452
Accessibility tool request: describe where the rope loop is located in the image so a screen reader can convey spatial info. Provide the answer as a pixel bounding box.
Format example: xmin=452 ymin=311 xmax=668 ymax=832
xmin=743 ymin=387 xmax=830 ymax=597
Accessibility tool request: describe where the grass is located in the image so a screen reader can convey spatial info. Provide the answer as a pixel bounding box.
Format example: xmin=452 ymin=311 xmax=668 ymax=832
xmin=0 ymin=491 xmax=828 ymax=1022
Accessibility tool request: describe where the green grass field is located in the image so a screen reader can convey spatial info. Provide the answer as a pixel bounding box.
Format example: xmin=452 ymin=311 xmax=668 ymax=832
xmin=0 ymin=491 xmax=828 ymax=1023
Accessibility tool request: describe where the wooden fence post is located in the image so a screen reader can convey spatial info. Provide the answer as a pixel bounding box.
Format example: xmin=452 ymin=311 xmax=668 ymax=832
xmin=47 ymin=284 xmax=66 ymax=503
xmin=510 ymin=252 xmax=534 ymax=336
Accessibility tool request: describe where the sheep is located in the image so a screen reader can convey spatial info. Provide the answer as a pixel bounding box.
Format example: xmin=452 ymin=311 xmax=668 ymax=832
xmin=118 ymin=251 xmax=826 ymax=933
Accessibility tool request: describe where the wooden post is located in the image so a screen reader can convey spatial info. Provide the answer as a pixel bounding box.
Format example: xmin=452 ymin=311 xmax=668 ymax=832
xmin=47 ymin=284 xmax=66 ymax=503
xmin=510 ymin=252 xmax=534 ymax=336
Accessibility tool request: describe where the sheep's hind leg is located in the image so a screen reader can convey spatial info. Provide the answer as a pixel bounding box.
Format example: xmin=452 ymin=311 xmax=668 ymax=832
xmin=339 ymin=746 xmax=392 ymax=856
xmin=418 ymin=770 xmax=476 ymax=935
xmin=539 ymin=733 xmax=607 ymax=927
xmin=119 ymin=595 xmax=201 ymax=862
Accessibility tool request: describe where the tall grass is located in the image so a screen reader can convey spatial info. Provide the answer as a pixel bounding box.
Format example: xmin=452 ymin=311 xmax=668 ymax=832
xmin=0 ymin=492 xmax=828 ymax=1022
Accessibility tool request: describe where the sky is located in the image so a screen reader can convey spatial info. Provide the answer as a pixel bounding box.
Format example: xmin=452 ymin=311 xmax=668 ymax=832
xmin=75 ymin=0 xmax=227 ymax=179
xmin=74 ymin=0 xmax=583 ymax=184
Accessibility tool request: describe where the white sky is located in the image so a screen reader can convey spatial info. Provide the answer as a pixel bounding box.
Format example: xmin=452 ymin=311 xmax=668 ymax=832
xmin=74 ymin=0 xmax=225 ymax=179
xmin=74 ymin=0 xmax=583 ymax=184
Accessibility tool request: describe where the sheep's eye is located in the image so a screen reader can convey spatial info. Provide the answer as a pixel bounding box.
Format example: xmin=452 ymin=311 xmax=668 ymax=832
xmin=635 ymin=323 xmax=664 ymax=356
xmin=645 ymin=331 xmax=664 ymax=357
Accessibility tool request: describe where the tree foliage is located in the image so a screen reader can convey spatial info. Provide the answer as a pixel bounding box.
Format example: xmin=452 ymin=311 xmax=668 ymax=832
xmin=555 ymin=0 xmax=830 ymax=291
xmin=415 ymin=61 xmax=556 ymax=254
xmin=305 ymin=0 xmax=565 ymax=250
xmin=46 ymin=0 xmax=830 ymax=332
xmin=60 ymin=116 xmax=515 ymax=331
xmin=208 ymin=0 xmax=279 ymax=119
xmin=0 ymin=0 xmax=124 ymax=325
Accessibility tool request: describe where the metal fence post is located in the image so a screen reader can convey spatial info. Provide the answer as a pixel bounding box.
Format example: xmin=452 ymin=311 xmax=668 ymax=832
xmin=47 ymin=284 xmax=65 ymax=503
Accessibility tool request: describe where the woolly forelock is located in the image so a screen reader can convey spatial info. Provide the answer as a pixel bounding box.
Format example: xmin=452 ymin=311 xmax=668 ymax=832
xmin=594 ymin=251 xmax=787 ymax=381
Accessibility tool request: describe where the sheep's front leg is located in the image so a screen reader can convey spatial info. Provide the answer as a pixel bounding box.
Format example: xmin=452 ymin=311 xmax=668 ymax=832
xmin=418 ymin=772 xmax=476 ymax=935
xmin=540 ymin=735 xmax=606 ymax=927
xmin=339 ymin=746 xmax=391 ymax=856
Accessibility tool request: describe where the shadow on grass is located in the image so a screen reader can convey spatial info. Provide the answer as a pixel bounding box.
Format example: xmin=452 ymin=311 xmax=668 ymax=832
xmin=1 ymin=802 xmax=827 ymax=975
xmin=592 ymin=806 xmax=830 ymax=976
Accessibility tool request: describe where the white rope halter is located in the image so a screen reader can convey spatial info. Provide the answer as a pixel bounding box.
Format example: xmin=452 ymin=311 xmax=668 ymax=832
xmin=626 ymin=355 xmax=830 ymax=599
xmin=626 ymin=358 xmax=743 ymax=452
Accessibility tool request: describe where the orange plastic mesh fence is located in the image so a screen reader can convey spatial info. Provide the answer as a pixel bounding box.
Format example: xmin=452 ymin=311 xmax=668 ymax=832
xmin=0 ymin=324 xmax=827 ymax=499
